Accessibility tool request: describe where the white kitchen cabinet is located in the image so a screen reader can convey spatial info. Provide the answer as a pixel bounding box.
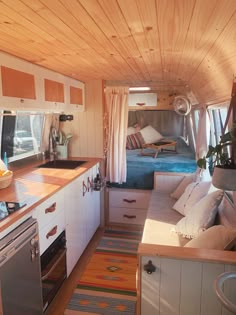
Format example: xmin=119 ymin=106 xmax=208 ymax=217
xmin=65 ymin=163 xmax=101 ymax=276
xmin=109 ymin=188 xmax=151 ymax=226
xmin=0 ymin=51 xmax=85 ymax=112
xmin=32 ymin=189 xmax=65 ymax=255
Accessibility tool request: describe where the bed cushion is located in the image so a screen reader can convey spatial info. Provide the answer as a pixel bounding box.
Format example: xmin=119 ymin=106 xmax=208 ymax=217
xmin=171 ymin=173 xmax=196 ymax=199
xmin=184 ymin=225 xmax=236 ymax=250
xmin=127 ymin=126 xmax=136 ymax=135
xmin=126 ymin=132 xmax=145 ymax=149
xmin=139 ymin=125 xmax=163 ymax=144
xmin=174 ymin=190 xmax=224 ymax=239
xmin=173 ymin=181 xmax=211 ymax=216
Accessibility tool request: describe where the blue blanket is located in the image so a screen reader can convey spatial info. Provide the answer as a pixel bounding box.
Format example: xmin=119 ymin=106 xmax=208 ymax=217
xmin=109 ymin=137 xmax=197 ymax=190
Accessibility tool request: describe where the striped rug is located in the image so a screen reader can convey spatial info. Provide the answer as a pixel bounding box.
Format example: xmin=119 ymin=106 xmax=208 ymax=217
xmin=64 ymin=229 xmax=142 ymax=315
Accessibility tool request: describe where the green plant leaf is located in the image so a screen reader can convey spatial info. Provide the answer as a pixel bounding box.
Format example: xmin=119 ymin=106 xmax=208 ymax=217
xmin=197 ymin=157 xmax=206 ymax=169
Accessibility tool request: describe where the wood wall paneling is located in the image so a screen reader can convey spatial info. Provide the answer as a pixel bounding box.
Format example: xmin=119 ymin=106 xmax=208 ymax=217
xmin=70 ymin=86 xmax=83 ymax=105
xmin=1 ymin=66 xmax=36 ymax=99
xmin=44 ymin=78 xmax=64 ymax=103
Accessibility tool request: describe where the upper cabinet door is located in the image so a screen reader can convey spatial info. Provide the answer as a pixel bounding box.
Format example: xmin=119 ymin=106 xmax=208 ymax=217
xmin=1 ymin=66 xmax=36 ymax=99
xmin=70 ymin=86 xmax=83 ymax=106
xmin=44 ymin=78 xmax=65 ymax=103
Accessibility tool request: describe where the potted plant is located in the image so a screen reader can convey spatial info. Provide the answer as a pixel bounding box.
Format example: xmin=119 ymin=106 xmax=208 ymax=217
xmin=197 ymin=123 xmax=236 ymax=190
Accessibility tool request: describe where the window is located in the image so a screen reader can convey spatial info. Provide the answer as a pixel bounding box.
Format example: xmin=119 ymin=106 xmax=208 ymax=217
xmin=208 ymin=107 xmax=228 ymax=146
xmin=1 ymin=111 xmax=44 ymax=162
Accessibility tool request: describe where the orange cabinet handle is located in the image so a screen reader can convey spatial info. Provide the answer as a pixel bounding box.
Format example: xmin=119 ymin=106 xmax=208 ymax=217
xmin=45 ymin=202 xmax=56 ymax=214
xmin=46 ymin=225 xmax=58 ymax=239
xmin=123 ymin=199 xmax=136 ymax=203
xmin=123 ymin=214 xmax=136 ymax=219
xmin=136 ymin=102 xmax=146 ymax=106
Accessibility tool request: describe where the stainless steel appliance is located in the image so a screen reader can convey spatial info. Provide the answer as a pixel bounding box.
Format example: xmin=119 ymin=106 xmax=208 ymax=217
xmin=0 ymin=217 xmax=43 ymax=315
xmin=41 ymin=230 xmax=66 ymax=311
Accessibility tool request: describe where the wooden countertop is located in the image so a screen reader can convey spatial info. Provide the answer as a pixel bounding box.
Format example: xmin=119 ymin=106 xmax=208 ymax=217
xmin=0 ymin=157 xmax=102 ymax=233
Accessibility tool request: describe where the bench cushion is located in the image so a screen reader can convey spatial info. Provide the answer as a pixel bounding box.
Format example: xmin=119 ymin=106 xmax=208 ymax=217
xmin=142 ymin=191 xmax=189 ymax=246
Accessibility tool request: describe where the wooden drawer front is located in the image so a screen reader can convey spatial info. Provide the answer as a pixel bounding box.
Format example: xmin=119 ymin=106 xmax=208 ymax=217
xmin=39 ymin=211 xmax=65 ymax=255
xmin=110 ymin=190 xmax=150 ymax=209
xmin=109 ymin=207 xmax=147 ymax=225
xmin=33 ymin=191 xmax=64 ymax=230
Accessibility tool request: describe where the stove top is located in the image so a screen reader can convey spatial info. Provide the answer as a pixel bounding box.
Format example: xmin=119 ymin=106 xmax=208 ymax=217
xmin=0 ymin=201 xmax=26 ymax=221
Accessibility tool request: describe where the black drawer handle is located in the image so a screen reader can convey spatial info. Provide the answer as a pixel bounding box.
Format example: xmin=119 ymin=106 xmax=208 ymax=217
xmin=123 ymin=214 xmax=136 ymax=219
xmin=123 ymin=199 xmax=136 ymax=203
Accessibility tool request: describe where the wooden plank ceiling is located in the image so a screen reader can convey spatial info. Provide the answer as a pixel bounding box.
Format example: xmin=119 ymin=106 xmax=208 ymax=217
xmin=0 ymin=0 xmax=236 ymax=105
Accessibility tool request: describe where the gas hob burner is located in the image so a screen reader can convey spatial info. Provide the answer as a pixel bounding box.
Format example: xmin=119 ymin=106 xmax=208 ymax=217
xmin=0 ymin=201 xmax=26 ymax=221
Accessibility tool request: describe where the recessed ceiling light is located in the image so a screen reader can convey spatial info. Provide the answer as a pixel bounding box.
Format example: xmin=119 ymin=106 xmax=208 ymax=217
xmin=129 ymin=87 xmax=151 ymax=91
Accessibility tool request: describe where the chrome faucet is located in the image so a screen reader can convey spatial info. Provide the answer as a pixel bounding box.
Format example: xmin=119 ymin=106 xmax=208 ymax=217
xmin=49 ymin=127 xmax=58 ymax=161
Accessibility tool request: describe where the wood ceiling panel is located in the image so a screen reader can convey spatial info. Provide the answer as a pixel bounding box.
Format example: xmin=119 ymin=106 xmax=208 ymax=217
xmin=178 ymin=0 xmax=236 ymax=81
xmin=0 ymin=0 xmax=235 ymax=103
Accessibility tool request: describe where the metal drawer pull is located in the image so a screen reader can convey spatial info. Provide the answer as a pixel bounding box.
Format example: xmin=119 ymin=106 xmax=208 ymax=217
xmin=46 ymin=225 xmax=58 ymax=239
xmin=87 ymin=177 xmax=92 ymax=192
xmin=83 ymin=181 xmax=87 ymax=196
xmin=41 ymin=249 xmax=66 ymax=281
xmin=144 ymin=260 xmax=156 ymax=274
xmin=45 ymin=202 xmax=56 ymax=213
xmin=123 ymin=199 xmax=136 ymax=203
xmin=123 ymin=214 xmax=136 ymax=219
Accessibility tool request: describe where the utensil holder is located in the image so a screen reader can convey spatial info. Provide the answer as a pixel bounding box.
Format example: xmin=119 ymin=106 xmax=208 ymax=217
xmin=56 ymin=145 xmax=68 ymax=159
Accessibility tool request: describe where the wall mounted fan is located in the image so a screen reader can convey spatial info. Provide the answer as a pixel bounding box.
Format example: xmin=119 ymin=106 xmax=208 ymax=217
xmin=173 ymin=95 xmax=191 ymax=116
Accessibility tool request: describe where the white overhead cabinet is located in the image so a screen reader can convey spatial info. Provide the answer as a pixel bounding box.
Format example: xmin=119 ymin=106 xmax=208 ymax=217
xmin=0 ymin=51 xmax=85 ymax=112
xmin=128 ymin=93 xmax=157 ymax=107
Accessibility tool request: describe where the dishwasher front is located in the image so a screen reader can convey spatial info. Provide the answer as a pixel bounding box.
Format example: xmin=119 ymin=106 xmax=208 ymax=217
xmin=0 ymin=217 xmax=43 ymax=315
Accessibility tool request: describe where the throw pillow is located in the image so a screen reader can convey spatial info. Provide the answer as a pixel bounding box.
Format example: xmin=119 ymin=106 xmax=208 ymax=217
xmin=173 ymin=181 xmax=211 ymax=216
xmin=126 ymin=132 xmax=145 ymax=150
xmin=127 ymin=126 xmax=136 ymax=135
xmin=170 ymin=173 xmax=196 ymax=200
xmin=139 ymin=125 xmax=163 ymax=144
xmin=184 ymin=225 xmax=236 ymax=250
xmin=174 ymin=189 xmax=224 ymax=239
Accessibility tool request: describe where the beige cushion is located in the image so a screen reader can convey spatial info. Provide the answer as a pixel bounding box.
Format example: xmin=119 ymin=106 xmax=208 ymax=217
xmin=174 ymin=190 xmax=224 ymax=239
xmin=184 ymin=225 xmax=236 ymax=250
xmin=173 ymin=181 xmax=211 ymax=216
xmin=170 ymin=173 xmax=196 ymax=199
xmin=139 ymin=125 xmax=163 ymax=144
xmin=127 ymin=126 xmax=136 ymax=135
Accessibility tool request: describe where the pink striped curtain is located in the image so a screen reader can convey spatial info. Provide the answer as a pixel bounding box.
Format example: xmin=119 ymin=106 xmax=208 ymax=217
xmin=105 ymin=87 xmax=129 ymax=183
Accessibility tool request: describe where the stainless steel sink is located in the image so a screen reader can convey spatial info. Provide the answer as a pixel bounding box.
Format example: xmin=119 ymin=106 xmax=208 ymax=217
xmin=37 ymin=160 xmax=87 ymax=169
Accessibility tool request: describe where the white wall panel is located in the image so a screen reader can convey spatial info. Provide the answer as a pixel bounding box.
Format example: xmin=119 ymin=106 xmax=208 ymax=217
xmin=140 ymin=256 xmax=236 ymax=315
xmin=180 ymin=261 xmax=202 ymax=315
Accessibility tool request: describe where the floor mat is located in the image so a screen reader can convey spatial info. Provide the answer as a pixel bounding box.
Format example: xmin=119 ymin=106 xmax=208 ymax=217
xmin=64 ymin=229 xmax=142 ymax=315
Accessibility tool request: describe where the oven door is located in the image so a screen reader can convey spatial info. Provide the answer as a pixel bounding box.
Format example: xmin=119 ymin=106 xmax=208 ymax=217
xmin=41 ymin=231 xmax=67 ymax=311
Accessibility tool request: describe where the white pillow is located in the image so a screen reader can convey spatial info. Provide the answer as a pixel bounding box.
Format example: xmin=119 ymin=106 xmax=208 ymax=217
xmin=170 ymin=173 xmax=196 ymax=199
xmin=184 ymin=225 xmax=236 ymax=250
xmin=127 ymin=127 xmax=136 ymax=135
xmin=139 ymin=125 xmax=163 ymax=144
xmin=174 ymin=190 xmax=224 ymax=239
xmin=173 ymin=181 xmax=211 ymax=216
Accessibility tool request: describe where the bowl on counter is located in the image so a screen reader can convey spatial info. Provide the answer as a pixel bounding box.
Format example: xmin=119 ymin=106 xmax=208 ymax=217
xmin=0 ymin=170 xmax=13 ymax=189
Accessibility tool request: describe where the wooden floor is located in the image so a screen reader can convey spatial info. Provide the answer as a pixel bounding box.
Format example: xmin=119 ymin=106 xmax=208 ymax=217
xmin=45 ymin=227 xmax=104 ymax=315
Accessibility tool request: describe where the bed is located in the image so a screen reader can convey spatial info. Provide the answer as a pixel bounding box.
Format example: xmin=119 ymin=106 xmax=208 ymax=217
xmin=110 ymin=136 xmax=197 ymax=190
xmin=109 ymin=110 xmax=197 ymax=190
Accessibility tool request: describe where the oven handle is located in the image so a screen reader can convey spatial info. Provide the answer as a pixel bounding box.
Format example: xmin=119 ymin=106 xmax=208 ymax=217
xmin=41 ymin=248 xmax=66 ymax=281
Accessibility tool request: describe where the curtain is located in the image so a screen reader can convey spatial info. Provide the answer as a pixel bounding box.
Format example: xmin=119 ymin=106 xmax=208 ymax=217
xmin=105 ymin=87 xmax=129 ymax=183
xmin=195 ymin=107 xmax=211 ymax=180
